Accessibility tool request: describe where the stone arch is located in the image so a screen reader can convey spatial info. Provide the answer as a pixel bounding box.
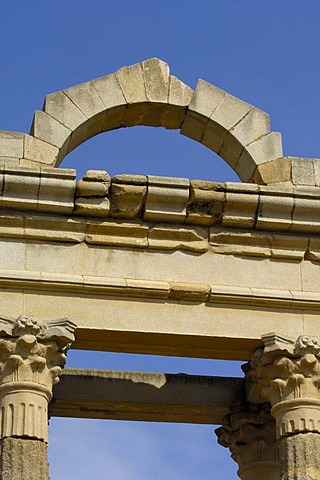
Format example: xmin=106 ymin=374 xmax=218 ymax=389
xmin=0 ymin=58 xmax=286 ymax=183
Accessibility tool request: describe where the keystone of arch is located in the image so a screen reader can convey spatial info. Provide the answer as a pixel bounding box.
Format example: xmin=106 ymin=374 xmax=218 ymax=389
xmin=0 ymin=58 xmax=308 ymax=184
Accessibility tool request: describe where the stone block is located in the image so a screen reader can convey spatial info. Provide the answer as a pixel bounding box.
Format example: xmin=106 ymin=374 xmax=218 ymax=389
xmin=141 ymin=102 xmax=167 ymax=127
xmin=85 ymin=221 xmax=148 ymax=248
xmin=202 ymin=94 xmax=253 ymax=157
xmin=209 ymin=229 xmax=271 ymax=257
xmin=253 ymin=157 xmax=291 ymax=185
xmin=92 ymin=73 xmax=127 ymax=109
xmin=169 ymin=282 xmax=211 ymax=302
xmin=161 ymin=104 xmax=186 ymax=129
xmin=76 ymin=180 xmax=109 ymax=198
xmin=2 ymin=167 xmax=41 ymax=211
xmin=142 ymin=58 xmax=170 ymax=102
xmin=291 ymin=157 xmax=315 ymax=186
xmin=219 ymin=108 xmax=270 ymax=169
xmin=235 ymin=132 xmax=283 ymax=182
xmin=187 ymin=79 xmax=226 ymax=118
xmin=37 ymin=168 xmax=76 ymax=214
xmin=63 ymin=80 xmax=106 ymax=118
xmin=148 ymin=225 xmax=208 ymax=253
xmin=30 ymin=110 xmax=71 ymax=149
xmin=180 ymin=79 xmax=225 ymax=142
xmin=44 ymin=90 xmax=87 ymax=130
xmin=144 ymin=176 xmax=190 ymax=223
xmin=115 ymin=62 xmax=147 ymax=103
xmin=74 ymin=197 xmax=110 ymax=217
xmin=25 ymin=241 xmax=86 ymax=276
xmin=291 ymin=197 xmax=320 ymax=232
xmin=0 ymin=239 xmax=25 ymax=270
xmin=0 ymin=131 xmax=24 ymax=158
xmin=110 ymin=184 xmax=147 ymax=219
xmin=187 ymin=188 xmax=225 ymax=225
xmin=179 ymin=111 xmax=208 ymax=142
xmin=83 ymin=170 xmax=110 ymax=182
xmin=112 ymin=174 xmax=147 ymax=185
xmin=67 ymin=111 xmax=105 ymax=153
xmin=256 ymin=194 xmax=294 ymax=231
xmin=0 ymin=157 xmax=20 ymax=167
xmin=169 ymin=75 xmax=193 ymax=106
xmin=313 ymin=160 xmax=320 ymax=186
xmin=101 ymin=104 xmax=127 ymax=132
xmin=223 ymin=192 xmax=258 ymax=228
xmin=122 ymin=103 xmax=149 ymax=127
xmin=270 ymin=236 xmax=308 ymax=260
xmin=23 ymin=134 xmax=59 ymax=165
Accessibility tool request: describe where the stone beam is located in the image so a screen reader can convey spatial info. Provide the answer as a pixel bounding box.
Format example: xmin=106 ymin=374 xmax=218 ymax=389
xmin=50 ymin=368 xmax=243 ymax=425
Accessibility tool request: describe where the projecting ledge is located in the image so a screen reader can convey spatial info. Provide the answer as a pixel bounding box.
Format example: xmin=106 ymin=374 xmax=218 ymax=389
xmin=50 ymin=368 xmax=244 ymax=425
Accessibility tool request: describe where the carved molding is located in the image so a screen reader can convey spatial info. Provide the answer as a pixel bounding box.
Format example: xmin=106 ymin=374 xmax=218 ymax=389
xmin=246 ymin=334 xmax=320 ymax=439
xmin=0 ymin=315 xmax=76 ymax=441
xmin=215 ymin=404 xmax=280 ymax=480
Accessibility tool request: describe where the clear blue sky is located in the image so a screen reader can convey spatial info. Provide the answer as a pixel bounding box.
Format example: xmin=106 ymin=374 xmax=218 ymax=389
xmin=1 ymin=1 xmax=320 ymax=478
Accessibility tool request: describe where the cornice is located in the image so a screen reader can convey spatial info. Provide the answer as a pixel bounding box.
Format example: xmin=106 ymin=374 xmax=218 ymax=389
xmin=0 ymin=269 xmax=319 ymax=310
xmin=1 ymin=167 xmax=320 ymax=237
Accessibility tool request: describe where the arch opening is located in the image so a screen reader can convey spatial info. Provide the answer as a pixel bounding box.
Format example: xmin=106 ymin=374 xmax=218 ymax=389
xmin=60 ymin=126 xmax=240 ymax=182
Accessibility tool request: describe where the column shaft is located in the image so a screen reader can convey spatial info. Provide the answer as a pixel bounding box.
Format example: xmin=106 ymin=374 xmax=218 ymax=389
xmin=0 ymin=438 xmax=49 ymax=480
xmin=279 ymin=433 xmax=320 ymax=480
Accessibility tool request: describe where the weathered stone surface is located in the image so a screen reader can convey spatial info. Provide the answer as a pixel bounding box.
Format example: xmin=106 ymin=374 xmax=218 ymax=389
xmin=31 ymin=110 xmax=71 ymax=149
xmin=83 ymin=169 xmax=110 ymax=182
xmin=256 ymin=193 xmax=294 ymax=231
xmin=291 ymin=157 xmax=315 ymax=186
xmin=144 ymin=175 xmax=190 ymax=222
xmin=110 ymin=183 xmax=147 ymax=218
xmin=219 ymin=108 xmax=270 ymax=169
xmin=23 ymin=134 xmax=59 ymax=165
xmin=142 ymin=58 xmax=170 ymax=102
xmin=51 ymin=368 xmax=243 ymax=425
xmin=223 ymin=192 xmax=258 ymax=228
xmin=216 ymin=406 xmax=280 ymax=480
xmin=187 ymin=187 xmax=225 ymax=225
xmin=279 ymin=433 xmax=320 ymax=480
xmin=0 ymin=131 xmax=24 ymax=158
xmin=0 ymin=438 xmax=50 ymax=480
xmin=246 ymin=334 xmax=320 ymax=479
xmin=92 ymin=73 xmax=127 ymax=109
xmin=44 ymin=90 xmax=87 ymax=130
xmin=202 ymin=93 xmax=253 ymax=155
xmin=63 ymin=80 xmax=105 ymax=118
xmin=74 ymin=196 xmax=110 ymax=217
xmin=115 ymin=62 xmax=147 ymax=103
xmin=168 ymin=75 xmax=193 ymax=106
xmin=236 ymin=132 xmax=283 ymax=182
xmin=253 ymin=157 xmax=291 ymax=184
xmin=76 ymin=179 xmax=109 ymax=197
xmin=112 ymin=174 xmax=147 ymax=185
xmin=180 ymin=79 xmax=225 ymax=142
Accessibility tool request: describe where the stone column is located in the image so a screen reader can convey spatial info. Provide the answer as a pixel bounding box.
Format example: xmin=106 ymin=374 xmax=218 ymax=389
xmin=215 ymin=404 xmax=280 ymax=480
xmin=246 ymin=333 xmax=320 ymax=480
xmin=0 ymin=315 xmax=76 ymax=480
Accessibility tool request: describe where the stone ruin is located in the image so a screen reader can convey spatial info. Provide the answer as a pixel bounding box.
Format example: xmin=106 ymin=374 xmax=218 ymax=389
xmin=0 ymin=58 xmax=319 ymax=478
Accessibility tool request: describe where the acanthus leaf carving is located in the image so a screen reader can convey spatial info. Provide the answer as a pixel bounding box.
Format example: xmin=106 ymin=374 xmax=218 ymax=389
xmin=246 ymin=333 xmax=320 ymax=439
xmin=0 ymin=315 xmax=76 ymax=442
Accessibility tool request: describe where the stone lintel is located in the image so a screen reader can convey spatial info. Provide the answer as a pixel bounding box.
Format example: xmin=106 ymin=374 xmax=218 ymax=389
xmin=50 ymin=368 xmax=243 ymax=425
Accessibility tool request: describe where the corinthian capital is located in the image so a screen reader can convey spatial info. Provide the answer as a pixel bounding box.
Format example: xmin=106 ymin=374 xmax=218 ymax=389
xmin=0 ymin=315 xmax=76 ymax=441
xmin=215 ymin=404 xmax=280 ymax=480
xmin=245 ymin=333 xmax=320 ymax=439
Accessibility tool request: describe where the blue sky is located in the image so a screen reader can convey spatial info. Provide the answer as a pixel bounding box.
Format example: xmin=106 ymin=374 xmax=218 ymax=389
xmin=1 ymin=1 xmax=320 ymax=478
